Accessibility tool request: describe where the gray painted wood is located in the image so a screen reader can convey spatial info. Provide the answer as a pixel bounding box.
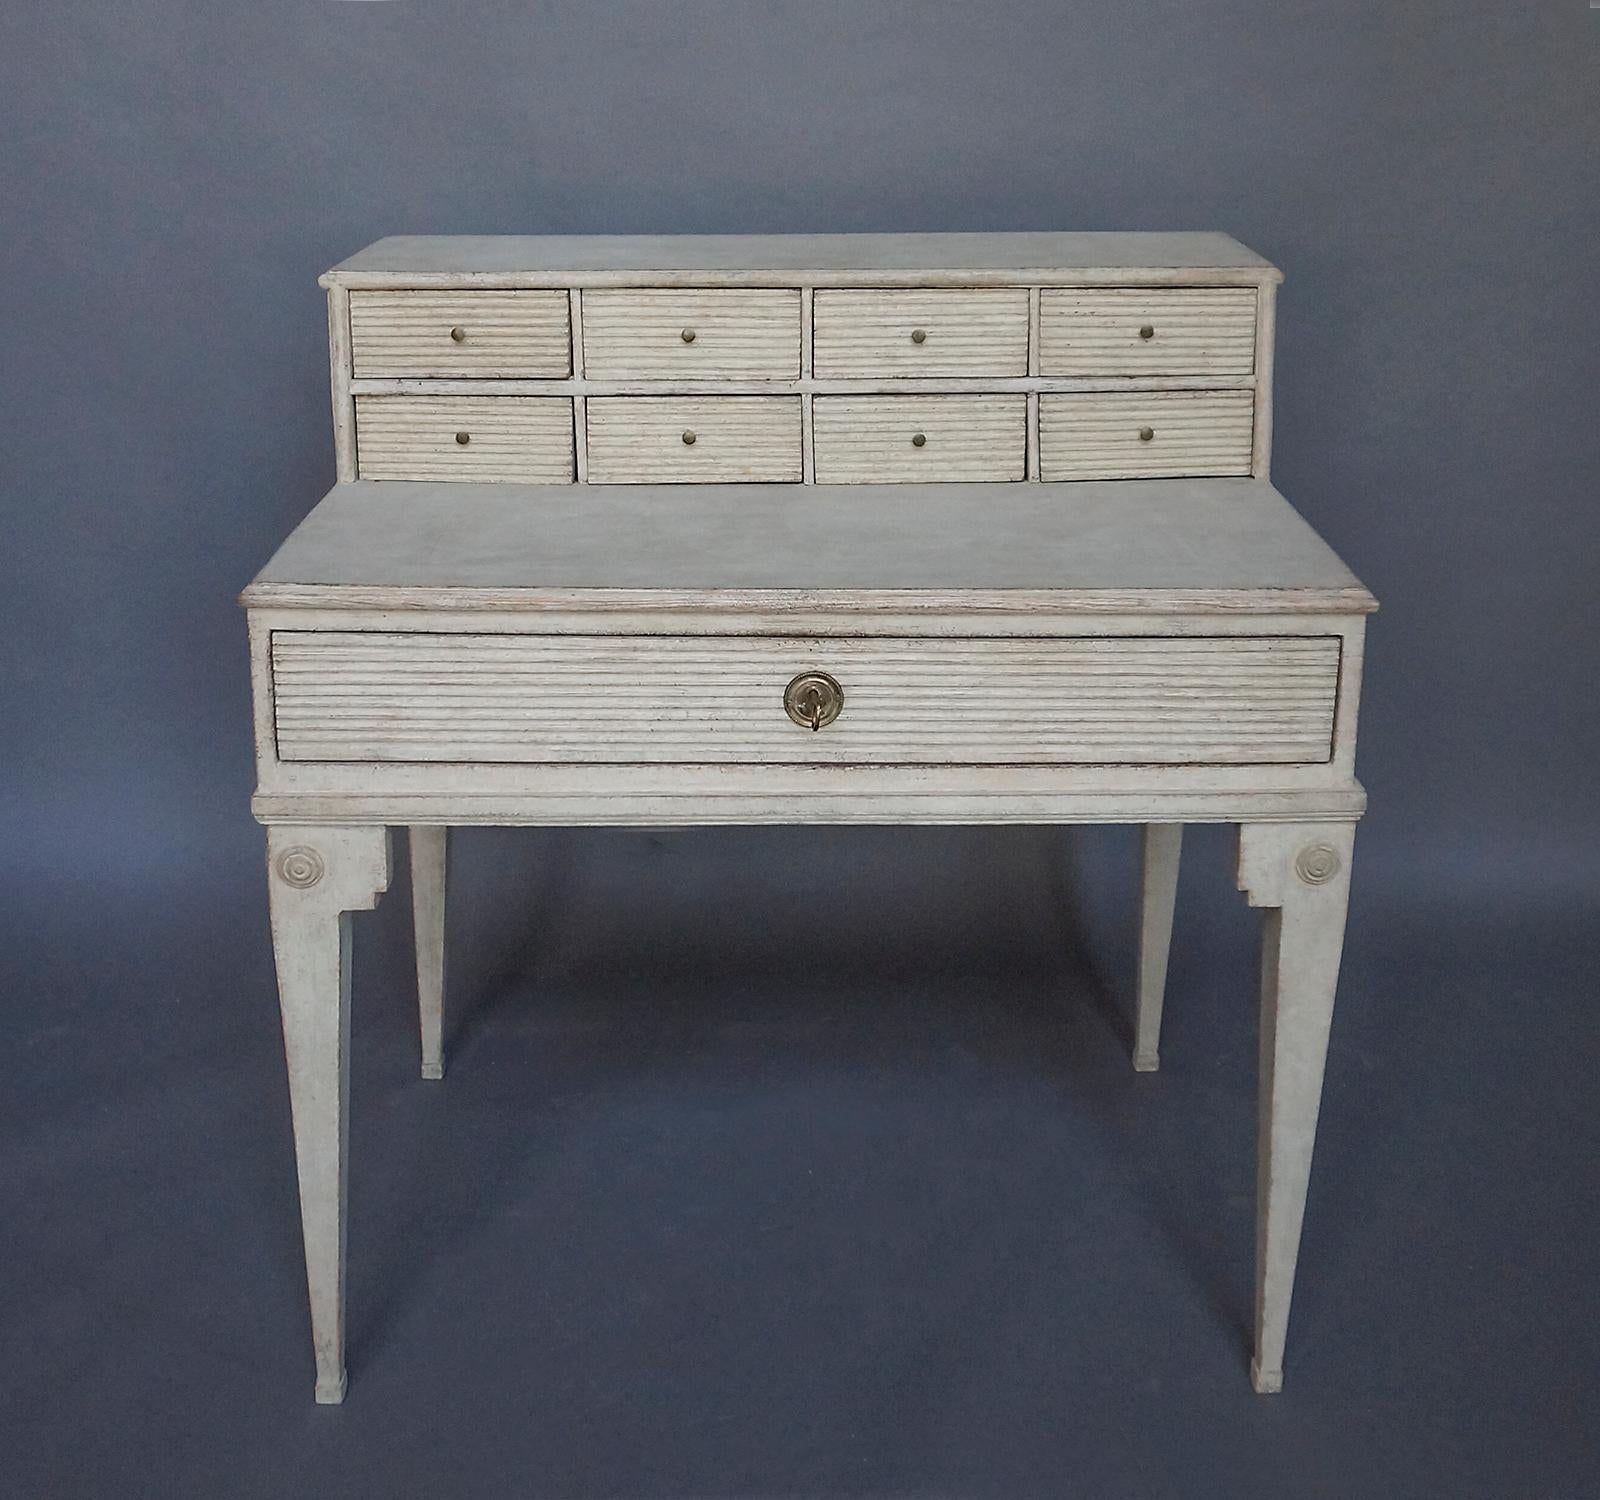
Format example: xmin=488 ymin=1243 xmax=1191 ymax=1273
xmin=349 ymin=290 xmax=571 ymax=378
xmin=244 ymin=478 xmax=1374 ymax=608
xmin=812 ymin=395 xmax=1026 ymax=483
xmin=322 ymin=233 xmax=1281 ymax=486
xmin=582 ymin=289 xmax=800 ymax=379
xmin=1237 ymin=820 xmax=1357 ymax=1392
xmin=257 ymin=232 xmax=1370 ymax=1406
xmin=354 ymin=396 xmax=575 ymax=483
xmin=409 ymin=827 xmax=447 ymax=1080
xmin=266 ymin=825 xmax=392 ymax=1403
xmin=1039 ymin=288 xmax=1257 ymax=377
xmin=812 ymin=288 xmax=1029 ymax=378
xmin=585 ymin=396 xmax=801 ymax=483
xmin=270 ymin=633 xmax=1340 ymax=767
xmin=1039 ymin=392 xmax=1254 ymax=481
xmin=324 ymin=232 xmax=1281 ymax=282
xmin=1135 ymin=823 xmax=1183 ymax=1071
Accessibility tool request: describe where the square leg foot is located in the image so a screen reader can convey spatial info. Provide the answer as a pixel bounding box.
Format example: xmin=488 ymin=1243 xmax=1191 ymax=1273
xmin=1250 ymin=1358 xmax=1282 ymax=1394
xmin=314 ymin=1369 xmax=348 ymax=1404
xmin=421 ymin=1061 xmax=444 ymax=1081
xmin=1133 ymin=1050 xmax=1160 ymax=1073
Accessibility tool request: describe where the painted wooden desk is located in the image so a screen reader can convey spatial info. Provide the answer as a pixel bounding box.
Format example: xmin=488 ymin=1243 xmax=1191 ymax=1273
xmin=244 ymin=234 xmax=1375 ymax=1402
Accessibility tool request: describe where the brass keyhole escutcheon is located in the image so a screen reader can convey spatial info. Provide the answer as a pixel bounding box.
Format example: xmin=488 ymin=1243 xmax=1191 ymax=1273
xmin=783 ymin=671 xmax=844 ymax=732
xmin=450 ymin=326 xmax=467 ymax=342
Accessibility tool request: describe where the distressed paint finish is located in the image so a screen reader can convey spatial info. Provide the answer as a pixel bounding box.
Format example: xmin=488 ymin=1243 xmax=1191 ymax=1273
xmin=266 ymin=825 xmax=392 ymax=1403
xmin=1236 ymin=820 xmax=1358 ymax=1393
xmin=320 ymin=231 xmax=1282 ymax=284
xmin=1039 ymin=391 xmax=1255 ymax=481
xmin=812 ymin=395 xmax=1026 ymax=483
xmin=269 ymin=632 xmax=1341 ymax=767
xmin=322 ymin=232 xmax=1279 ymax=484
xmin=586 ymin=396 xmax=801 ymax=483
xmin=354 ymin=396 xmax=575 ymax=483
xmin=1134 ymin=823 xmax=1183 ymax=1071
xmin=812 ymin=288 xmax=1030 ymax=378
xmin=349 ymin=290 xmax=571 ymax=378
xmin=242 ymin=478 xmax=1373 ymax=607
xmin=582 ymin=289 xmax=800 ymax=379
xmin=409 ymin=826 xmax=447 ymax=1080
xmin=255 ymin=234 xmax=1372 ymax=1403
xmin=1039 ymin=288 xmax=1257 ymax=377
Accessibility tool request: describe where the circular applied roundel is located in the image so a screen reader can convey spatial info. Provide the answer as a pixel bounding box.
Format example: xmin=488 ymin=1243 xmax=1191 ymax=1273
xmin=1294 ymin=843 xmax=1342 ymax=886
xmin=275 ymin=845 xmax=326 ymax=890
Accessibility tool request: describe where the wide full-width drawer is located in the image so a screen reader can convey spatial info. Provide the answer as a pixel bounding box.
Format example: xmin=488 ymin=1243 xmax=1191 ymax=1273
xmin=355 ymin=396 xmax=575 ymax=482
xmin=1039 ymin=288 xmax=1257 ymax=376
xmin=270 ymin=633 xmax=1340 ymax=766
xmin=1039 ymin=391 xmax=1254 ymax=480
xmin=586 ymin=396 xmax=801 ymax=483
xmin=813 ymin=395 xmax=1026 ymax=482
xmin=582 ymin=289 xmax=799 ymax=379
xmin=813 ymin=289 xmax=1030 ymax=378
xmin=348 ymin=291 xmax=572 ymax=378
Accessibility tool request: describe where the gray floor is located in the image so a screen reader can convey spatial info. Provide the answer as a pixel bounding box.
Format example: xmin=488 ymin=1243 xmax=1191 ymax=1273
xmin=5 ymin=823 xmax=1595 ymax=1498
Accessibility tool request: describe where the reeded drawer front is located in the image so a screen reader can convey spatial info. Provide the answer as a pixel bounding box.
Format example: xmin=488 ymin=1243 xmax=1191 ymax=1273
xmin=586 ymin=397 xmax=801 ymax=483
xmin=813 ymin=289 xmax=1029 ymax=378
xmin=1039 ymin=289 xmax=1256 ymax=376
xmin=271 ymin=633 xmax=1339 ymax=766
xmin=349 ymin=291 xmax=571 ymax=378
xmin=1040 ymin=391 xmax=1253 ymax=480
xmin=813 ymin=395 xmax=1025 ymax=483
xmin=582 ymin=290 xmax=799 ymax=379
xmin=355 ymin=397 xmax=575 ymax=482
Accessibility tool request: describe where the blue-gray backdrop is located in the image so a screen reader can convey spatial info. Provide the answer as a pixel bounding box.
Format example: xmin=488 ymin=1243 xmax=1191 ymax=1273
xmin=3 ymin=3 xmax=1596 ymax=1495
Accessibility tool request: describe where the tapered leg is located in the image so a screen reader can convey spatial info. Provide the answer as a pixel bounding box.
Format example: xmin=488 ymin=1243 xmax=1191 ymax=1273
xmin=1134 ymin=823 xmax=1183 ymax=1071
xmin=409 ymin=826 xmax=448 ymax=1080
xmin=267 ymin=825 xmax=392 ymax=1404
xmin=1236 ymin=821 xmax=1356 ymax=1393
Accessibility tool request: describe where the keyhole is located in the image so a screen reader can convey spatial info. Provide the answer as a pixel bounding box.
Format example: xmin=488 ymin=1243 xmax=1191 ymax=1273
xmin=783 ymin=670 xmax=843 ymax=732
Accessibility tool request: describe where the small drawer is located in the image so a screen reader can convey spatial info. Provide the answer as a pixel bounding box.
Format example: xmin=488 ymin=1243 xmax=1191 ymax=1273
xmin=813 ymin=395 xmax=1025 ymax=483
xmin=271 ymin=632 xmax=1341 ymax=767
xmin=813 ymin=289 xmax=1029 ymax=378
xmin=586 ymin=397 xmax=800 ymax=483
xmin=1039 ymin=391 xmax=1253 ymax=480
xmin=348 ymin=291 xmax=571 ymax=378
xmin=1039 ymin=289 xmax=1256 ymax=376
xmin=355 ymin=396 xmax=574 ymax=482
xmin=582 ymin=290 xmax=799 ymax=379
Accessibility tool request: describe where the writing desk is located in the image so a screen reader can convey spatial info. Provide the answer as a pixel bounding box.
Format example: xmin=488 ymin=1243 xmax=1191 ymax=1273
xmin=244 ymin=234 xmax=1375 ymax=1402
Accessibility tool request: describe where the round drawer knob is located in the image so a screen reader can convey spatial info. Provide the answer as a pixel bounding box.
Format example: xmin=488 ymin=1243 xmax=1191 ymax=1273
xmin=910 ymin=328 xmax=928 ymax=344
xmin=910 ymin=432 xmax=927 ymax=448
xmin=1138 ymin=324 xmax=1155 ymax=340
xmin=450 ymin=326 xmax=467 ymax=343
xmin=784 ymin=671 xmax=844 ymax=732
xmin=681 ymin=430 xmax=697 ymax=446
xmin=455 ymin=431 xmax=471 ymax=446
xmin=680 ymin=328 xmax=696 ymax=343
xmin=1138 ymin=426 xmax=1155 ymax=442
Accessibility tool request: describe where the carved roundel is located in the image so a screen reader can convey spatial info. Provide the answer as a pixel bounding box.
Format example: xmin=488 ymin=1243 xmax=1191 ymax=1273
xmin=275 ymin=845 xmax=326 ymax=889
xmin=1294 ymin=842 xmax=1342 ymax=886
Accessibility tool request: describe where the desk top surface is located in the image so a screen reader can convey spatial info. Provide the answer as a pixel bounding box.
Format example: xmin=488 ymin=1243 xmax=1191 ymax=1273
xmin=324 ymin=232 xmax=1279 ymax=283
xmin=244 ymin=479 xmax=1374 ymax=615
